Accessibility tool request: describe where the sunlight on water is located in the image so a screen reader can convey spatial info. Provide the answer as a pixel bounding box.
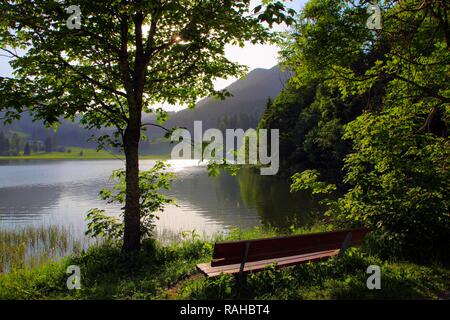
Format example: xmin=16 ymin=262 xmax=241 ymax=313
xmin=0 ymin=159 xmax=323 ymax=245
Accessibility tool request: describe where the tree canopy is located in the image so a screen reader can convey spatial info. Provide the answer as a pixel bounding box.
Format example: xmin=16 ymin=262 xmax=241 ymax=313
xmin=260 ymin=0 xmax=449 ymax=261
xmin=0 ymin=0 xmax=295 ymax=251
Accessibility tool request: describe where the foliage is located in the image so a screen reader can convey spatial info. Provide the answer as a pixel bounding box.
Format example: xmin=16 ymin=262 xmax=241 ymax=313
xmin=330 ymin=107 xmax=450 ymax=261
xmin=86 ymin=161 xmax=175 ymax=242
xmin=0 ymin=131 xmax=27 ymax=156
xmin=0 ymin=0 xmax=294 ymax=251
xmin=0 ymin=131 xmax=11 ymax=155
xmin=0 ymin=235 xmax=213 ymax=300
xmin=259 ymin=77 xmax=364 ymax=182
xmin=0 ymin=0 xmax=280 ymax=129
xmin=179 ymin=247 xmax=450 ymax=300
xmin=86 ymin=210 xmax=124 ymax=241
xmin=1 ymin=226 xmax=449 ymax=300
xmin=261 ymin=0 xmax=449 ymax=262
xmin=290 ymin=170 xmax=336 ymax=195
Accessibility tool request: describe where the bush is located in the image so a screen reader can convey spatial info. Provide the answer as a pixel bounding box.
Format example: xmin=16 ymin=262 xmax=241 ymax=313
xmin=333 ymin=107 xmax=450 ymax=262
xmin=1 ymin=227 xmax=449 ymax=300
xmin=86 ymin=161 xmax=175 ymax=245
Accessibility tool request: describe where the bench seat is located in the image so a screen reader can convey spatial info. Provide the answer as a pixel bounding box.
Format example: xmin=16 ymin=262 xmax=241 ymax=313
xmin=197 ymin=248 xmax=339 ymax=277
xmin=196 ymin=228 xmax=368 ymax=278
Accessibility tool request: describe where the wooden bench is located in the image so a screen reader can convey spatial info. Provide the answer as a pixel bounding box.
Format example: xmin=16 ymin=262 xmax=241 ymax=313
xmin=196 ymin=228 xmax=368 ymax=279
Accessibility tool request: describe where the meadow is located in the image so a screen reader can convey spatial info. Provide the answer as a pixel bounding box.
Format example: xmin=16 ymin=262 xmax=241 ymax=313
xmin=0 ymin=225 xmax=449 ymax=300
xmin=0 ymin=147 xmax=169 ymax=160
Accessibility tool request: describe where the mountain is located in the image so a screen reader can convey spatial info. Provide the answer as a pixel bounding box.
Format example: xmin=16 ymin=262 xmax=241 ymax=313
xmin=146 ymin=65 xmax=290 ymax=138
xmin=0 ymin=65 xmax=290 ymax=154
xmin=0 ymin=113 xmax=101 ymax=149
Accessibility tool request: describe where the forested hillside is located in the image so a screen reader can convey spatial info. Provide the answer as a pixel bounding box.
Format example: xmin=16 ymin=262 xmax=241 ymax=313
xmin=259 ymin=82 xmax=366 ymax=182
xmin=143 ymin=65 xmax=290 ymax=139
xmin=0 ymin=113 xmax=102 ymax=152
xmin=1 ymin=66 xmax=289 ymax=154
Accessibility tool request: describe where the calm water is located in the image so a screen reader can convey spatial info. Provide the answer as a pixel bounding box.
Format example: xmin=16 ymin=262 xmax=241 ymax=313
xmin=0 ymin=159 xmax=324 ymax=241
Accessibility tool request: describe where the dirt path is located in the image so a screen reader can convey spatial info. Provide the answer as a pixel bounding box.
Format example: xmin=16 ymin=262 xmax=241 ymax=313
xmin=165 ymin=273 xmax=203 ymax=299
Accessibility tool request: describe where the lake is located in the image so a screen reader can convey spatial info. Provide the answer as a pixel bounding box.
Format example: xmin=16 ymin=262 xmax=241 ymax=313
xmin=0 ymin=159 xmax=324 ymax=242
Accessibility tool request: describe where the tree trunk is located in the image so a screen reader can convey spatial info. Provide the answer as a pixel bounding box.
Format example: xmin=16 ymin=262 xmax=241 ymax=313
xmin=122 ymin=122 xmax=141 ymax=252
xmin=121 ymin=12 xmax=146 ymax=251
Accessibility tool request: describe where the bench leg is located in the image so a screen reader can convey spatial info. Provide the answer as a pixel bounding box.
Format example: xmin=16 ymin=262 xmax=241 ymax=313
xmin=233 ymin=241 xmax=250 ymax=298
xmin=234 ymin=272 xmax=248 ymax=298
xmin=236 ymin=272 xmax=247 ymax=286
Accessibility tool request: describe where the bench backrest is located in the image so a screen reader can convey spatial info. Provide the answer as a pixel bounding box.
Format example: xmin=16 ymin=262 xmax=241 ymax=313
xmin=211 ymin=228 xmax=368 ymax=267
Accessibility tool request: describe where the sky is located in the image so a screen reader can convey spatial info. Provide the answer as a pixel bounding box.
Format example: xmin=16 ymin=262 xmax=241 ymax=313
xmin=0 ymin=0 xmax=307 ymax=111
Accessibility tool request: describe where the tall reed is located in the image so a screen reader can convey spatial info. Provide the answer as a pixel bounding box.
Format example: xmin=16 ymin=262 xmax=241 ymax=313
xmin=0 ymin=225 xmax=88 ymax=273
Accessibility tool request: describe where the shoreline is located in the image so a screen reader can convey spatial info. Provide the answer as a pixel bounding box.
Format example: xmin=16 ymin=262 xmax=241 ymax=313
xmin=0 ymin=154 xmax=170 ymax=161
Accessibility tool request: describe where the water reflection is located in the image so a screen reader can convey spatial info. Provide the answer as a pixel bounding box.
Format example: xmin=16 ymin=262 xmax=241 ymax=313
xmin=0 ymin=160 xmax=325 ymax=240
xmin=236 ymin=170 xmax=324 ymax=228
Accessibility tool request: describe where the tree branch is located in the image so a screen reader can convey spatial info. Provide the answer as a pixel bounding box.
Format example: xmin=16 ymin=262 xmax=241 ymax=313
xmin=393 ymin=74 xmax=450 ymax=103
xmin=55 ymin=54 xmax=127 ymax=98
xmin=141 ymin=122 xmax=171 ymax=132
xmin=118 ymin=14 xmax=134 ymax=98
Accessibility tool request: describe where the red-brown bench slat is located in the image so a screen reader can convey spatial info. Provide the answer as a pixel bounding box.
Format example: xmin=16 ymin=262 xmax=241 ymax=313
xmin=211 ymin=228 xmax=367 ymax=267
xmin=197 ymin=249 xmax=339 ymax=277
xmin=197 ymin=228 xmax=367 ymax=277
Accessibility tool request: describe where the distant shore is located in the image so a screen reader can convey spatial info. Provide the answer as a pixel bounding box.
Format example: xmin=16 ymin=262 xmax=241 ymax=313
xmin=0 ymin=147 xmax=169 ymax=160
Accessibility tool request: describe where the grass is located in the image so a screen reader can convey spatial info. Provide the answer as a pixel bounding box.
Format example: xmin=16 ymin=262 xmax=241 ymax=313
xmin=176 ymin=249 xmax=450 ymax=300
xmin=0 ymin=147 xmax=169 ymax=160
xmin=0 ymin=225 xmax=449 ymax=300
xmin=0 ymin=225 xmax=87 ymax=274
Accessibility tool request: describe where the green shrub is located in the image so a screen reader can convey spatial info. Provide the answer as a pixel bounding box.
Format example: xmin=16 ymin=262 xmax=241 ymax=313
xmin=333 ymin=107 xmax=450 ymax=262
xmin=86 ymin=161 xmax=175 ymax=245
